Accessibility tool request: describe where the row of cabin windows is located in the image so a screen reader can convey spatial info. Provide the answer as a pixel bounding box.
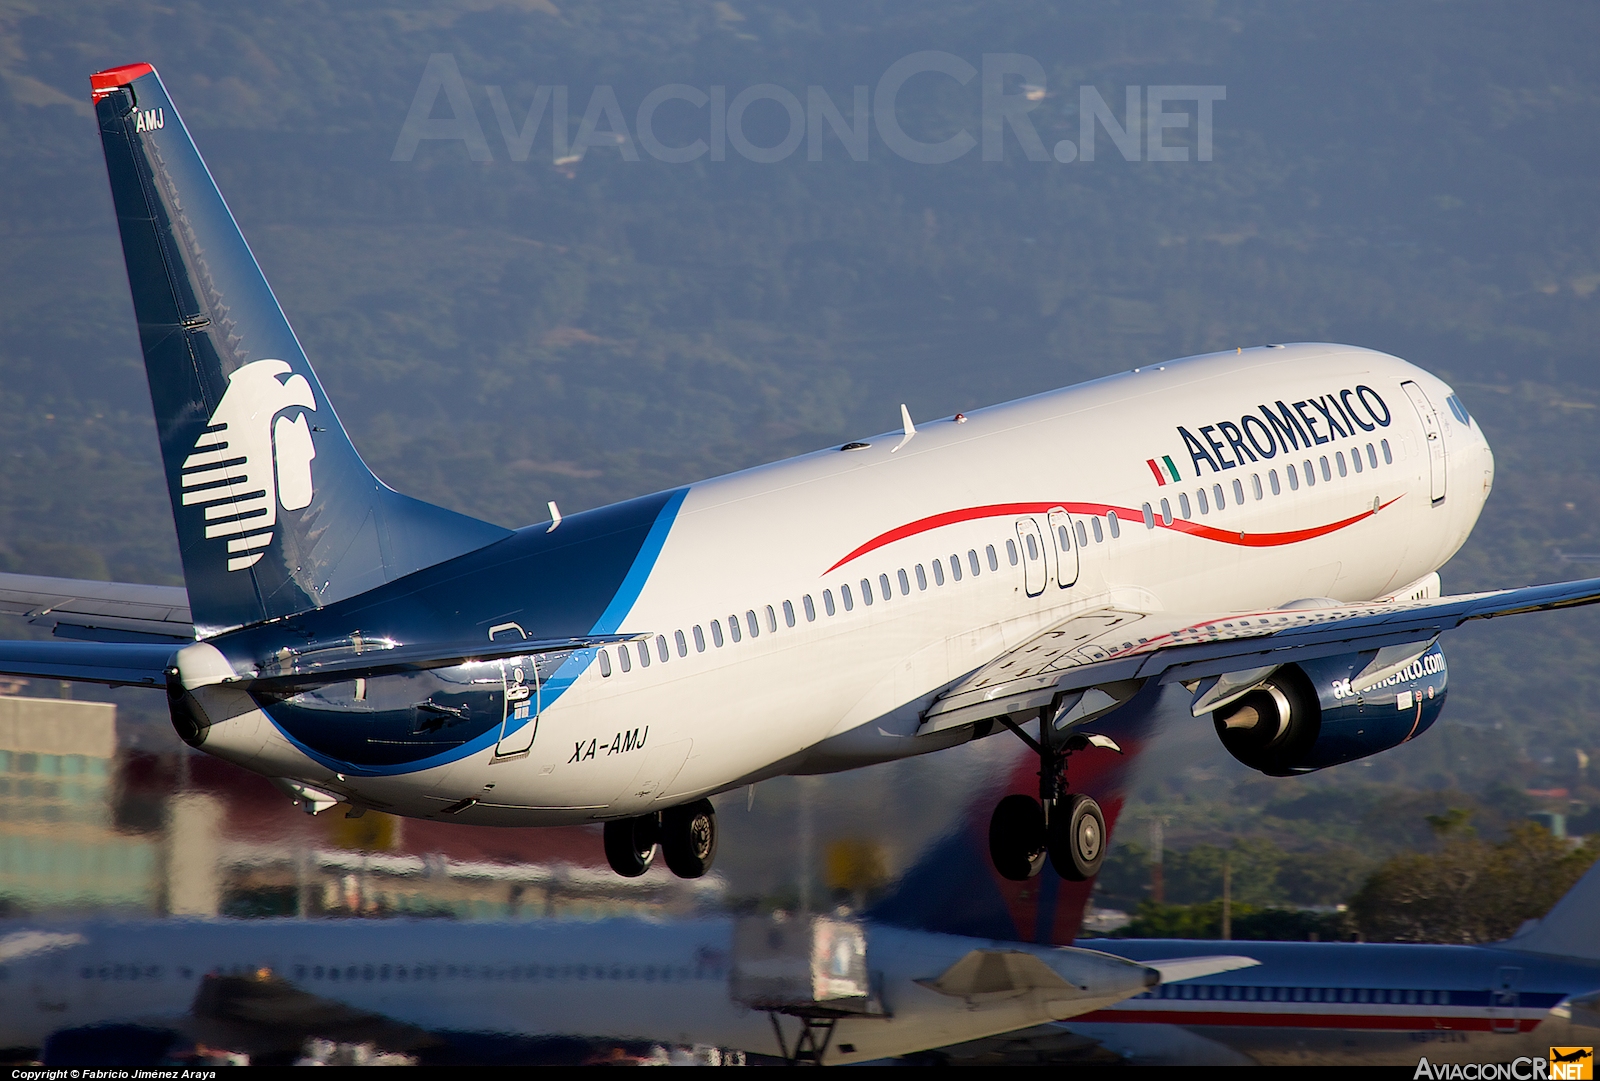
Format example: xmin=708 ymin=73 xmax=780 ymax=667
xmin=292 ymin=961 xmax=720 ymax=984
xmin=52 ymin=960 xmax=726 ymax=985
xmin=596 ymin=540 xmax=1014 ymax=678
xmin=1141 ymin=439 xmax=1394 ymax=528
xmin=1141 ymin=982 xmax=1449 ymax=1005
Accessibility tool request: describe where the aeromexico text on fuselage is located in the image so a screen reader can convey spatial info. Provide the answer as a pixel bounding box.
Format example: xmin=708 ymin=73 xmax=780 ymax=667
xmin=1166 ymin=385 xmax=1393 ymax=481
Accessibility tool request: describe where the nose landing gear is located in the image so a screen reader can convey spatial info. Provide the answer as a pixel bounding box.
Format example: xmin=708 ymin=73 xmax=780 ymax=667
xmin=987 ymin=711 xmax=1119 ymax=882
xmin=603 ymin=798 xmax=719 ymax=879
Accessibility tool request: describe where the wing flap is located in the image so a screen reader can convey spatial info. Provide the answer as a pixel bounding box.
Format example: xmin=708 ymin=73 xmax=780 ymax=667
xmin=0 ymin=571 xmax=193 ymax=642
xmin=923 ymin=576 xmax=1600 ymax=731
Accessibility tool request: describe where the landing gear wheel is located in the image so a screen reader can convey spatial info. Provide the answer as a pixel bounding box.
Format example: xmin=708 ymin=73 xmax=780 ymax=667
xmin=1049 ymin=794 xmax=1106 ymax=881
xmin=989 ymin=794 xmax=1048 ymax=881
xmin=661 ymin=798 xmax=718 ymax=879
xmin=603 ymin=815 xmax=658 ymax=877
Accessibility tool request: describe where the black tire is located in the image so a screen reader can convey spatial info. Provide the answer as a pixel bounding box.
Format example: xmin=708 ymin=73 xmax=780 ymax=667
xmin=603 ymin=815 xmax=658 ymax=877
xmin=989 ymin=794 xmax=1047 ymax=881
xmin=1049 ymin=794 xmax=1106 ymax=881
xmin=661 ymin=799 xmax=718 ymax=879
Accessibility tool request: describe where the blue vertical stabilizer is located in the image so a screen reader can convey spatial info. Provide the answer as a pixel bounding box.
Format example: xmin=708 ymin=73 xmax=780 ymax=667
xmin=91 ymin=64 xmax=511 ymax=635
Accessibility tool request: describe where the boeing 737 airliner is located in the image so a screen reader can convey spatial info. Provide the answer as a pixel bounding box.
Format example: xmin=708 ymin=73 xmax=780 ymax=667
xmin=1 ymin=62 xmax=1598 ymax=882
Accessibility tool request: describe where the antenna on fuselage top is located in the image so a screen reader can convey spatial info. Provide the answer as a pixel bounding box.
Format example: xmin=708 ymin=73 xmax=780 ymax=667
xmin=893 ymin=404 xmax=917 ymax=453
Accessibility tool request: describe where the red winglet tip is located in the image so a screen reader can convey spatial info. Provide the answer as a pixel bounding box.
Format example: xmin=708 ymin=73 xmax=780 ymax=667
xmin=90 ymin=63 xmax=155 ymax=101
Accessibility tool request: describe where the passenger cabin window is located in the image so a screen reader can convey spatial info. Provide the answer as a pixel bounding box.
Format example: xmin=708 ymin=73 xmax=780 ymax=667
xmin=729 ymin=616 xmax=742 ymax=642
xmin=915 ymin=564 xmax=927 ymax=590
xmin=1367 ymin=443 xmax=1378 ymax=468
xmin=1159 ymin=498 xmax=1172 ymax=526
xmin=1197 ymin=488 xmax=1210 ymax=514
xmin=638 ymin=641 xmax=651 ymax=667
xmin=1288 ymin=463 xmax=1300 ymax=490
xmin=619 ymin=646 xmax=632 ymax=672
xmin=1269 ymin=469 xmax=1280 ymax=495
xmin=598 ymin=649 xmax=612 ymax=677
xmin=1303 ymin=459 xmax=1315 ymax=485
xmin=1337 ymin=450 xmax=1348 ymax=476
xmin=765 ymin=605 xmax=777 ymax=633
xmin=1058 ymin=524 xmax=1072 ymax=549
xmin=933 ymin=559 xmax=946 ymax=585
xmin=897 ymin=568 xmax=910 ymax=595
xmin=1232 ymin=478 xmax=1245 ymax=504
xmin=1352 ymin=449 xmax=1363 ymax=473
xmin=1179 ymin=492 xmax=1192 ymax=518
xmin=1320 ymin=456 xmax=1332 ymax=481
xmin=842 ymin=583 xmax=855 ymax=609
xmin=1075 ymin=521 xmax=1088 ymax=547
xmin=803 ymin=595 xmax=816 ymax=621
xmin=824 ymin=590 xmax=836 ymax=616
xmin=861 ymin=579 xmax=874 ymax=605
xmin=656 ymin=635 xmax=669 ymax=662
xmin=711 ymin=619 xmax=725 ymax=646
xmin=694 ymin=625 xmax=706 ymax=651
xmin=880 ymin=573 xmax=892 ymax=600
xmin=968 ymin=549 xmax=981 ymax=575
xmin=1142 ymin=502 xmax=1155 ymax=528
xmin=1108 ymin=511 xmax=1120 ymax=538
xmin=1382 ymin=438 xmax=1393 ymax=464
xmin=1092 ymin=517 xmax=1104 ymax=542
xmin=783 ymin=600 xmax=796 ymax=627
xmin=950 ymin=555 xmax=963 ymax=581
xmin=675 ymin=630 xmax=688 ymax=657
xmin=1252 ymin=473 xmax=1263 ymax=499
xmin=746 ymin=610 xmax=759 ymax=637
xmin=1213 ymin=484 xmax=1225 ymax=509
xmin=1006 ymin=539 xmax=1019 ymax=564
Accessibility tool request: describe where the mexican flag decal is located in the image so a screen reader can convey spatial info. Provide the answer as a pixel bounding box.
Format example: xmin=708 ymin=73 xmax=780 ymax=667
xmin=1146 ymin=455 xmax=1181 ymax=485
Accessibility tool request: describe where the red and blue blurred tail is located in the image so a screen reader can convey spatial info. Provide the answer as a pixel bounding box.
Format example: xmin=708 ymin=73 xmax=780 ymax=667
xmin=867 ymin=685 xmax=1165 ymax=945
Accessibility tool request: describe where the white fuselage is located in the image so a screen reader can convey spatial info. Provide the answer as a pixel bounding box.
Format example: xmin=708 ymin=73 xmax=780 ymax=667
xmin=191 ymin=344 xmax=1493 ymax=823
xmin=0 ymin=917 xmax=1160 ymax=1065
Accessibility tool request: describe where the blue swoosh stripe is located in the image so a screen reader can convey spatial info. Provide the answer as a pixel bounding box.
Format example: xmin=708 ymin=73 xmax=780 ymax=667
xmin=271 ymin=487 xmax=690 ymax=778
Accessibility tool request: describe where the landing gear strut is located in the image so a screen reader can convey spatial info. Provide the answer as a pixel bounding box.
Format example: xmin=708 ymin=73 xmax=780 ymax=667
xmin=603 ymin=798 xmax=718 ymax=879
xmin=987 ymin=710 xmax=1117 ymax=882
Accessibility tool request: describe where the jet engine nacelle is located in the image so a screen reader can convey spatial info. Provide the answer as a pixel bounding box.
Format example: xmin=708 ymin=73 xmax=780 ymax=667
xmin=1212 ymin=643 xmax=1447 ymax=776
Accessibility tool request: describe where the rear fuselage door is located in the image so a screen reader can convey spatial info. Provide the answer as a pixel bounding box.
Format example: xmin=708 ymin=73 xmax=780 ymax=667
xmin=1047 ymin=508 xmax=1080 ymax=588
xmin=1401 ymin=381 xmax=1447 ymax=503
xmin=1016 ymin=517 xmax=1048 ymax=596
xmin=495 ymin=659 xmax=538 ymax=757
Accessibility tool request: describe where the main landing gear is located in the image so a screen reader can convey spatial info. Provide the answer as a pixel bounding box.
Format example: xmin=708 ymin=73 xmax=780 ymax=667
xmin=988 ymin=712 xmax=1119 ymax=882
xmin=603 ymin=798 xmax=718 ymax=879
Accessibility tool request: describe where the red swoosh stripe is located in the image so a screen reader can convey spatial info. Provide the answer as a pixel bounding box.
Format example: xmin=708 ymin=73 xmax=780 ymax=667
xmin=825 ymin=496 xmax=1403 ymax=574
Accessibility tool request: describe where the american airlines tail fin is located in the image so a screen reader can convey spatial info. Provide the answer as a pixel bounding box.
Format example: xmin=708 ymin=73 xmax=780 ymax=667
xmin=867 ymin=683 xmax=1167 ymax=945
xmin=1501 ymin=857 xmax=1600 ymax=961
xmin=90 ymin=64 xmax=510 ymax=636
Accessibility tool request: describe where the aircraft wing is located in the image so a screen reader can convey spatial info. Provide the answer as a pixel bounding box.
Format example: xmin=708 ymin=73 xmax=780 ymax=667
xmin=0 ymin=571 xmax=193 ymax=643
xmin=921 ymin=576 xmax=1600 ymax=732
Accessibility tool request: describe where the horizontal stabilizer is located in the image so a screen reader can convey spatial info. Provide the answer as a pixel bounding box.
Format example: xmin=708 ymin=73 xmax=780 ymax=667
xmin=242 ymin=632 xmax=650 ymax=691
xmin=0 ymin=639 xmax=175 ymax=686
xmin=1140 ymin=955 xmax=1261 ymax=984
xmin=0 ymin=571 xmax=193 ymax=642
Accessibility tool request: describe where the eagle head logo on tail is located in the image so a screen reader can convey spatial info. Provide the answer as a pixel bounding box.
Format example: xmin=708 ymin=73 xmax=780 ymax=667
xmin=179 ymin=359 xmax=317 ymax=571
